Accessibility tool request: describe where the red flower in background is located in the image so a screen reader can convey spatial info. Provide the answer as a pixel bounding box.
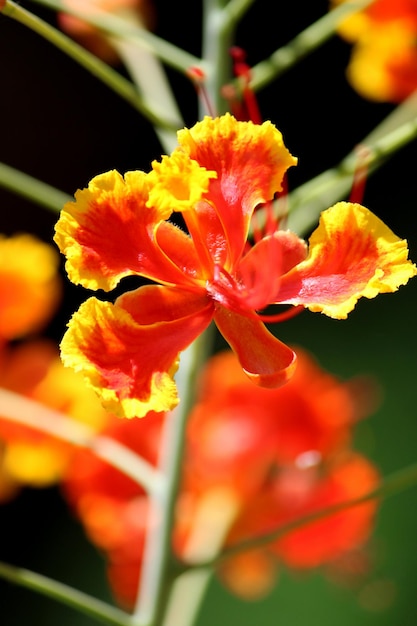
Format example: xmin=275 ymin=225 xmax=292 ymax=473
xmin=62 ymin=348 xmax=380 ymax=608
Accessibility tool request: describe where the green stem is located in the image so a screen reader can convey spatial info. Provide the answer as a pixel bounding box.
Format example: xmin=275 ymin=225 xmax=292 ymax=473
xmin=183 ymin=460 xmax=417 ymax=572
xmin=161 ymin=489 xmax=239 ymax=626
xmin=0 ymin=161 xmax=70 ymax=213
xmin=1 ymin=1 xmax=177 ymax=129
xmin=133 ymin=325 xmax=215 ymax=626
xmin=0 ymin=388 xmax=163 ymax=494
xmin=249 ymin=0 xmax=375 ymax=92
xmin=0 ymin=561 xmax=136 ymax=626
xmin=28 ymin=0 xmax=205 ymax=77
xmin=201 ymin=0 xmax=236 ymax=116
xmin=287 ymin=103 xmax=417 ymax=235
xmin=222 ymin=0 xmax=256 ymax=28
xmin=110 ymin=7 xmax=183 ymax=153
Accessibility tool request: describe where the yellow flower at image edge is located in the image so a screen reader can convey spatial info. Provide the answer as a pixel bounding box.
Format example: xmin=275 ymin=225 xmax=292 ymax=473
xmin=330 ymin=0 xmax=417 ymax=102
xmin=0 ymin=233 xmax=62 ymax=340
xmin=54 ymin=114 xmax=417 ymax=418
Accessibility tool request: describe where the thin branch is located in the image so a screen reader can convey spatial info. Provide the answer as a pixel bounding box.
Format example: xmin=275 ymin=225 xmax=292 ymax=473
xmin=133 ymin=325 xmax=216 ymax=626
xmin=0 ymin=388 xmax=163 ymax=495
xmin=181 ymin=460 xmax=417 ymax=572
xmin=221 ymin=0 xmax=256 ymax=29
xmin=0 ymin=561 xmax=137 ymax=626
xmin=1 ymin=1 xmax=178 ymax=129
xmin=27 ymin=0 xmax=206 ymax=77
xmin=287 ymin=103 xmax=417 ymax=235
xmin=0 ymin=161 xmax=70 ymax=212
xmin=248 ymin=0 xmax=375 ymax=92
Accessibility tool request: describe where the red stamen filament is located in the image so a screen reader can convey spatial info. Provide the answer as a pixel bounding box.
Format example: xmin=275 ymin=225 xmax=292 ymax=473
xmin=186 ymin=66 xmax=217 ymax=117
xmin=350 ymin=144 xmax=371 ymax=205
xmin=256 ymin=304 xmax=304 ymax=324
xmin=211 ymin=265 xmax=304 ymax=325
xmin=230 ymin=46 xmax=262 ymax=124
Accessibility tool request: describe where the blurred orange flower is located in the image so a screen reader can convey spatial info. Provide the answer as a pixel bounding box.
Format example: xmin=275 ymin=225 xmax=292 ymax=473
xmin=0 ymin=233 xmax=110 ymax=497
xmin=0 ymin=341 xmax=112 ymax=495
xmin=61 ymin=348 xmax=380 ymax=607
xmin=57 ymin=0 xmax=155 ymax=64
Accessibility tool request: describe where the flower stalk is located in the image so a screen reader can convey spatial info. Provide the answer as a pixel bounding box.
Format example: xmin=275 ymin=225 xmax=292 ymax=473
xmin=0 ymin=388 xmax=162 ymax=493
xmin=0 ymin=561 xmax=136 ymax=626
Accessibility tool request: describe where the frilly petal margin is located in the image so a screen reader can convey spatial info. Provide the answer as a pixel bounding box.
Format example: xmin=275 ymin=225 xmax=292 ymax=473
xmin=213 ymin=305 xmax=297 ymax=388
xmin=176 ymin=114 xmax=297 ymax=265
xmin=278 ymin=202 xmax=417 ymax=319
xmin=54 ymin=170 xmax=193 ymax=292
xmin=60 ymin=289 xmax=213 ymax=418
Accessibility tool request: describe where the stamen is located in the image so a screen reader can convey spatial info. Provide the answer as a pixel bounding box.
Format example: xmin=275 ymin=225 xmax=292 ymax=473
xmin=275 ymin=173 xmax=289 ymax=230
xmin=230 ymin=46 xmax=262 ymax=124
xmin=186 ymin=66 xmax=217 ymax=117
xmin=257 ymin=304 xmax=304 ymax=324
xmin=220 ymin=83 xmax=246 ymax=121
xmin=350 ymin=144 xmax=371 ymax=205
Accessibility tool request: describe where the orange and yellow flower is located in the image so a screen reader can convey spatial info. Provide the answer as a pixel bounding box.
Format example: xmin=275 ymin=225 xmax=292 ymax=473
xmin=332 ymin=0 xmax=417 ymax=101
xmin=54 ymin=114 xmax=416 ymax=418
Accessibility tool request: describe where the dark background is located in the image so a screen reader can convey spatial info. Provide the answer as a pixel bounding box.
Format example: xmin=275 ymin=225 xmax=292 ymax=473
xmin=0 ymin=1 xmax=416 ymax=624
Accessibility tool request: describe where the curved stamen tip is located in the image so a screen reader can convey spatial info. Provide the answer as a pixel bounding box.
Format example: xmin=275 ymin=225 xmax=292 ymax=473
xmin=257 ymin=304 xmax=304 ymax=324
xmin=186 ymin=66 xmax=216 ymax=117
xmin=186 ymin=65 xmax=206 ymax=83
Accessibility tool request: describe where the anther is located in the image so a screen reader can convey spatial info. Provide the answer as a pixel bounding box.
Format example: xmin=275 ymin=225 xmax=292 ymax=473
xmin=186 ymin=66 xmax=216 ymax=117
xmin=229 ymin=46 xmax=262 ymax=124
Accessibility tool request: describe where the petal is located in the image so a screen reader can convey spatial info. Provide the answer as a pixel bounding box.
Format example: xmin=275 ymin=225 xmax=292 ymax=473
xmin=54 ymin=170 xmax=199 ymax=291
xmin=276 ymin=453 xmax=379 ymax=568
xmin=213 ymin=305 xmax=297 ymax=388
xmin=148 ymin=151 xmax=218 ymax=276
xmin=236 ymin=231 xmax=308 ymax=310
xmin=147 ymin=151 xmax=217 ymax=214
xmin=278 ymin=202 xmax=417 ymax=319
xmin=177 ymin=114 xmax=297 ymax=267
xmin=60 ymin=287 xmax=213 ymax=418
xmin=0 ymin=234 xmax=61 ymax=340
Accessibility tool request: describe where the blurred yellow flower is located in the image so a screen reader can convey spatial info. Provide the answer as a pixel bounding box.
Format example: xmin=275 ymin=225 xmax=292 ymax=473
xmin=0 ymin=233 xmax=61 ymax=341
xmin=331 ymin=0 xmax=417 ymax=101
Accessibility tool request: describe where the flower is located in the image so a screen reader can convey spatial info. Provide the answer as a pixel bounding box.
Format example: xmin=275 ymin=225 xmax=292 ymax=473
xmin=218 ymin=453 xmax=379 ymax=599
xmin=331 ymin=0 xmax=417 ymax=101
xmin=61 ymin=347 xmax=379 ymax=607
xmin=54 ymin=113 xmax=416 ymax=418
xmin=175 ymin=349 xmax=380 ymax=600
xmin=0 ymin=233 xmax=61 ymax=342
xmin=183 ymin=349 xmax=376 ymax=497
xmin=0 ymin=232 xmax=111 ymax=494
xmin=62 ymin=411 xmax=163 ymax=608
xmin=57 ymin=0 xmax=155 ymax=64
xmin=0 ymin=340 xmax=111 ymax=494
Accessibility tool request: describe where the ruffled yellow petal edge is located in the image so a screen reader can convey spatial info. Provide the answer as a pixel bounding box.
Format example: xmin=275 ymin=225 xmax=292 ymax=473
xmin=307 ymin=202 xmax=417 ymax=319
xmin=54 ymin=170 xmax=162 ymax=292
xmin=148 ymin=151 xmax=217 ymax=214
xmin=177 ymin=113 xmax=298 ymax=206
xmin=60 ymin=298 xmax=181 ymax=419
